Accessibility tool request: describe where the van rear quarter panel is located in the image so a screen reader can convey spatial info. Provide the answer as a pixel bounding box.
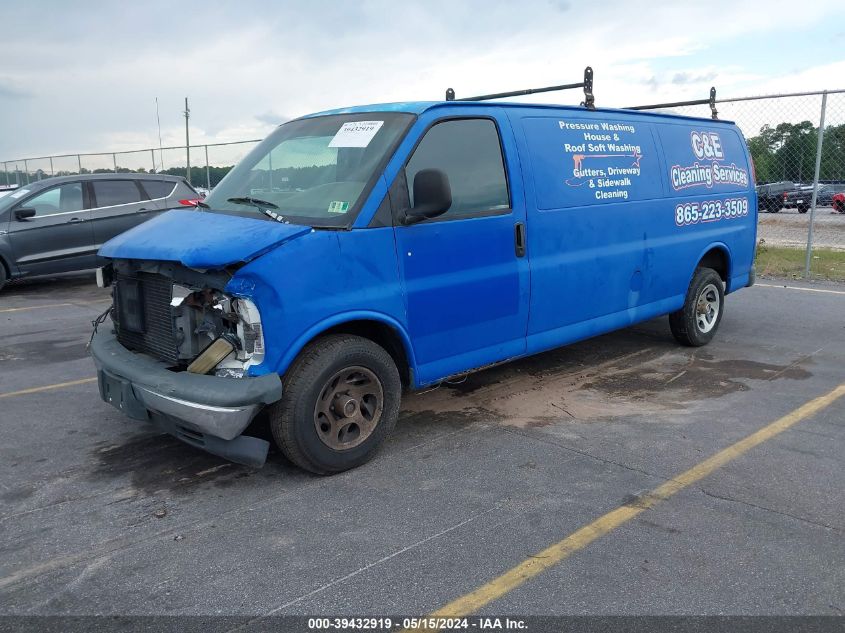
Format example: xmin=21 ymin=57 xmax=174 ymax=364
xmin=509 ymin=107 xmax=756 ymax=355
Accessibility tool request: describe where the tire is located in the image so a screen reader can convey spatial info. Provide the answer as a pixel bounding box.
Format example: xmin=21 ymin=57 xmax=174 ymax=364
xmin=798 ymin=206 xmax=808 ymax=214
xmin=0 ymin=262 xmax=7 ymax=293
xmin=668 ymin=267 xmax=725 ymax=347
xmin=268 ymin=334 xmax=401 ymax=474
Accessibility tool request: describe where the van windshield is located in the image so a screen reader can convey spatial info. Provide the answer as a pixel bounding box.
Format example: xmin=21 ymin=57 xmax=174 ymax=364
xmin=204 ymin=112 xmax=413 ymax=227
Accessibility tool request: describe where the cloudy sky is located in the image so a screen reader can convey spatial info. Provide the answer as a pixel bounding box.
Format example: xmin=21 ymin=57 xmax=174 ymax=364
xmin=1 ymin=0 xmax=844 ymax=168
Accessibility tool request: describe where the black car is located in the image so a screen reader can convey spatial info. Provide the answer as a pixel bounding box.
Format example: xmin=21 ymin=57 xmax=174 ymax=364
xmin=756 ymin=181 xmax=794 ymax=212
xmin=0 ymin=173 xmax=199 ymax=291
xmin=784 ymin=183 xmax=845 ymax=213
xmin=782 ymin=184 xmax=814 ymax=212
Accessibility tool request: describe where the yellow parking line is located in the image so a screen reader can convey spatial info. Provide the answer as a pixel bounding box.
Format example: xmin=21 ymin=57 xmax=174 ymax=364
xmin=425 ymin=382 xmax=845 ymax=620
xmin=0 ymin=377 xmax=97 ymax=399
xmin=0 ymin=302 xmax=74 ymax=314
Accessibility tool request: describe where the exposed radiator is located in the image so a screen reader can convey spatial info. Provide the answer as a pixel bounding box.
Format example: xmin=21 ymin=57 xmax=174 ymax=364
xmin=114 ymin=272 xmax=179 ymax=365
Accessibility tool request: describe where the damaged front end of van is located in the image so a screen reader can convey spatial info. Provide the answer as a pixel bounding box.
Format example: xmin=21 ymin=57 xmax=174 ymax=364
xmin=88 ymin=210 xmax=313 ymax=467
xmin=88 ymin=111 xmax=414 ymax=470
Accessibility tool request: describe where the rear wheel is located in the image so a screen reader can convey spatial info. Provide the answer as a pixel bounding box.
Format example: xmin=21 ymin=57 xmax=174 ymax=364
xmin=798 ymin=205 xmax=809 ymax=214
xmin=0 ymin=263 xmax=7 ymax=293
xmin=268 ymin=334 xmax=401 ymax=474
xmin=669 ymin=267 xmax=725 ymax=347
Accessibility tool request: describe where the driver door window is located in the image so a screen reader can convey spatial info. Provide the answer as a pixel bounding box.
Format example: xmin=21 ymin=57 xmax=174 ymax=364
xmin=405 ymin=118 xmax=510 ymax=220
xmin=21 ymin=182 xmax=84 ymax=216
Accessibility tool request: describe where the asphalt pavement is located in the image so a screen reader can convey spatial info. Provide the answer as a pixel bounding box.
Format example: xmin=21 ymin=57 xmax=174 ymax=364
xmin=0 ymin=271 xmax=843 ymax=619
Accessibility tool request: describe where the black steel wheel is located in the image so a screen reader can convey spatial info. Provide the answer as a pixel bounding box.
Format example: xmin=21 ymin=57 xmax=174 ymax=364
xmin=268 ymin=334 xmax=401 ymax=474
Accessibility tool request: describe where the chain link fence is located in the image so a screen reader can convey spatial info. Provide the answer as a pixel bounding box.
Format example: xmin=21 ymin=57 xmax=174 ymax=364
xmin=634 ymin=88 xmax=845 ymax=278
xmin=3 ymin=89 xmax=844 ymax=278
xmin=1 ymin=139 xmax=261 ymax=191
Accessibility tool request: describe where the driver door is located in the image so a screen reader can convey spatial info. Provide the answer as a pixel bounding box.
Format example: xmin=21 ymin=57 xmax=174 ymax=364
xmin=392 ymin=112 xmax=530 ymax=385
xmin=7 ymin=181 xmax=96 ymax=276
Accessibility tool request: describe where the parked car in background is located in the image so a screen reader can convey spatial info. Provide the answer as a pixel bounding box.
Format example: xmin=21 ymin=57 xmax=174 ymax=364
xmin=756 ymin=181 xmax=793 ymax=212
xmin=0 ymin=173 xmax=199 ymax=291
xmin=813 ymin=184 xmax=845 ymax=210
xmin=833 ymin=192 xmax=845 ymax=213
xmin=784 ymin=183 xmax=845 ymax=213
xmin=782 ymin=185 xmax=814 ymax=212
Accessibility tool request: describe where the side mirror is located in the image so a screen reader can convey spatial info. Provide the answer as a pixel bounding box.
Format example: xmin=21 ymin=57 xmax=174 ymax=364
xmin=14 ymin=208 xmax=36 ymax=221
xmin=403 ymin=169 xmax=451 ymax=225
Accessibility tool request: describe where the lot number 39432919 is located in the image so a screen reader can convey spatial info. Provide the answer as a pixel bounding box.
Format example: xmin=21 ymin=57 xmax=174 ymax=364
xmin=675 ymin=197 xmax=749 ymax=227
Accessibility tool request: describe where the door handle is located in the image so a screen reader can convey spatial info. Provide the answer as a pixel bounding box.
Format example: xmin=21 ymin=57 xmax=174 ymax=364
xmin=68 ymin=217 xmax=84 ymax=223
xmin=514 ymin=222 xmax=526 ymax=258
xmin=138 ymin=208 xmax=149 ymax=213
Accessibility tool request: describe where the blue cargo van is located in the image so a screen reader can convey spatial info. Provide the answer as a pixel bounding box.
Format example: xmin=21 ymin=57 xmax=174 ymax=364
xmin=90 ymin=96 xmax=757 ymax=473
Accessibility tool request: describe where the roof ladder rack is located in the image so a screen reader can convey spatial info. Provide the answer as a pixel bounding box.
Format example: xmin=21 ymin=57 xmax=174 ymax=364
xmin=445 ymin=66 xmax=595 ymax=109
xmin=626 ymin=87 xmax=719 ymax=120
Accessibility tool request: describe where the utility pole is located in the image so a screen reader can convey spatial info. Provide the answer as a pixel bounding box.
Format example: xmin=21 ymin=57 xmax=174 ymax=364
xmin=184 ymin=97 xmax=191 ymax=185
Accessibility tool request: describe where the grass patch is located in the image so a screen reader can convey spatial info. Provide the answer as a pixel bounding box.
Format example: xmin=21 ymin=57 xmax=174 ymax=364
xmin=755 ymin=244 xmax=845 ymax=281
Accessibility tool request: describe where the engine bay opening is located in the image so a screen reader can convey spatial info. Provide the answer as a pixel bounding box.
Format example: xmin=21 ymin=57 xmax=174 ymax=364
xmin=106 ymin=260 xmax=265 ymax=377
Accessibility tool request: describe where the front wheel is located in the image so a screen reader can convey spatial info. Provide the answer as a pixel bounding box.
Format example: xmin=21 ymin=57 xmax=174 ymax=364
xmin=669 ymin=267 xmax=725 ymax=347
xmin=268 ymin=334 xmax=401 ymax=474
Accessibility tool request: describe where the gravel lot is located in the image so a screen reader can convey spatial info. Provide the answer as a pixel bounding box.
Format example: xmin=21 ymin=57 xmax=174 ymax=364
xmin=757 ymin=206 xmax=845 ymax=250
xmin=1 ymin=272 xmax=844 ymax=622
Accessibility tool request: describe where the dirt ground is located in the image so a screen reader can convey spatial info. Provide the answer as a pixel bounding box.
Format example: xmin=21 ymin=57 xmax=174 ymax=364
xmin=757 ymin=206 xmax=845 ymax=250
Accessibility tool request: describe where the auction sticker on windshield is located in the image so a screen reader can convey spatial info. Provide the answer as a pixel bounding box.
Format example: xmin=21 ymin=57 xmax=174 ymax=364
xmin=329 ymin=121 xmax=384 ymax=148
xmin=327 ymin=200 xmax=350 ymax=214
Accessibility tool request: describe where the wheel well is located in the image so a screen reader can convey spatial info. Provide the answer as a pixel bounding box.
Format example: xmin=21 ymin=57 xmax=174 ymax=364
xmin=698 ymin=247 xmax=729 ymax=282
xmin=320 ymin=320 xmax=412 ymax=387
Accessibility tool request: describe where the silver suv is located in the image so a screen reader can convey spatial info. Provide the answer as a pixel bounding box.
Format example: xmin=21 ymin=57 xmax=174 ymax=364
xmin=0 ymin=173 xmax=199 ymax=290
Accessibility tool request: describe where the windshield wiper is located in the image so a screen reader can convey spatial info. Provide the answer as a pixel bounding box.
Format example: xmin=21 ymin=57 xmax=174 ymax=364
xmin=227 ymin=196 xmax=279 ymax=210
xmin=227 ymin=196 xmax=291 ymax=223
xmin=226 ymin=196 xmax=286 ymax=222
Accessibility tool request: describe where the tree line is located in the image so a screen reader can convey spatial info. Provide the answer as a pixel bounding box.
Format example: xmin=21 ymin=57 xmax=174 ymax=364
xmin=747 ymin=121 xmax=845 ymax=185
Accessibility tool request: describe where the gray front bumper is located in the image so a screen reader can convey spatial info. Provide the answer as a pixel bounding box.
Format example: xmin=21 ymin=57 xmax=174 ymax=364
xmin=90 ymin=328 xmax=282 ymax=466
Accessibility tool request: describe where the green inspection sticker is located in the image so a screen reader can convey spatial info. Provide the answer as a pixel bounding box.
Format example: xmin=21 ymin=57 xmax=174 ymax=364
xmin=327 ymin=200 xmax=350 ymax=214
